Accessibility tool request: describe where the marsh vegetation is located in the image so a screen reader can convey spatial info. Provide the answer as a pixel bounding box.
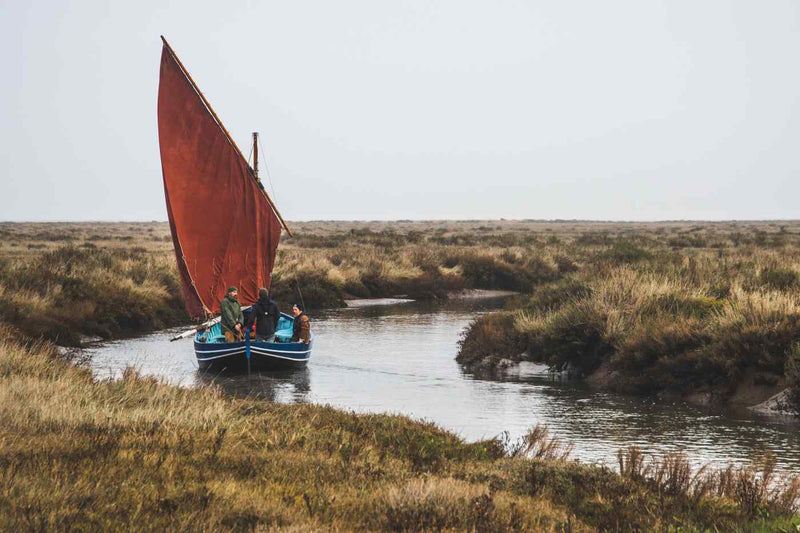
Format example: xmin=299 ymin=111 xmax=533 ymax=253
xmin=1 ymin=329 xmax=798 ymax=531
xmin=3 ymin=220 xmax=800 ymax=410
xmin=2 ymin=220 xmax=800 ymax=529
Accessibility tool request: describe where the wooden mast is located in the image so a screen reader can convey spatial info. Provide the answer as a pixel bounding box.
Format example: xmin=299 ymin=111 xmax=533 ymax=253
xmin=253 ymin=132 xmax=259 ymax=178
xmin=160 ymin=36 xmax=293 ymax=237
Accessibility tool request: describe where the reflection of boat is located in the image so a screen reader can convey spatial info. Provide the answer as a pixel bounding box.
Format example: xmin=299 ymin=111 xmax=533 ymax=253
xmin=196 ymin=365 xmax=311 ymax=401
xmin=157 ymin=36 xmax=312 ymax=370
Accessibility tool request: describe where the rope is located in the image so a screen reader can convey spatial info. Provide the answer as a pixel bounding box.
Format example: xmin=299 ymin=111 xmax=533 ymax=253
xmin=295 ymin=278 xmax=306 ymax=311
xmin=257 ymin=136 xmax=280 ymax=208
xmin=255 ymin=134 xmax=302 ymax=309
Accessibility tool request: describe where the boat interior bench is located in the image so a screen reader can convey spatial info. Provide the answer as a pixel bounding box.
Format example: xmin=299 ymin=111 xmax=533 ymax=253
xmin=201 ymin=313 xmax=295 ymax=343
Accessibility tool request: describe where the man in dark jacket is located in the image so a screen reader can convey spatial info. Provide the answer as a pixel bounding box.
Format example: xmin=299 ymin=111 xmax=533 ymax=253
xmin=291 ymin=303 xmax=310 ymax=344
xmin=246 ymin=288 xmax=280 ymax=342
xmin=220 ymin=287 xmax=244 ymax=342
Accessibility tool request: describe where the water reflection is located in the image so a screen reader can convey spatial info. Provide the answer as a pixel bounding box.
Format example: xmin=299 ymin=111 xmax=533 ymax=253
xmin=195 ymin=368 xmax=311 ymax=402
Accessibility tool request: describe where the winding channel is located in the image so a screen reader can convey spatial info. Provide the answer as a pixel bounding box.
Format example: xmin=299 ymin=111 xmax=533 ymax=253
xmin=85 ymin=296 xmax=800 ymax=473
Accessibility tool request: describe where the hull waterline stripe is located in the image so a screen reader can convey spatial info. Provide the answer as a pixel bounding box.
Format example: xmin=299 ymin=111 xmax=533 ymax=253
xmin=196 ymin=350 xmax=310 ymax=362
xmin=195 ymin=345 xmax=312 ymax=355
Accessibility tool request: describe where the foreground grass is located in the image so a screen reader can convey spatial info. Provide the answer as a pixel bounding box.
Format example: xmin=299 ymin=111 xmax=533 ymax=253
xmin=1 ymin=328 xmax=799 ymax=531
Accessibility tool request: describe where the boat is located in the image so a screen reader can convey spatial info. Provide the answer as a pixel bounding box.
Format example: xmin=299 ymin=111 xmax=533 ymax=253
xmin=156 ymin=36 xmax=312 ymax=371
xmin=193 ymin=313 xmax=311 ymax=370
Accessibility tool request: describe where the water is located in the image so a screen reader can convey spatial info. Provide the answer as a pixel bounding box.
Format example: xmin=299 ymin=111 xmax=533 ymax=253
xmin=85 ymin=296 xmax=800 ymax=473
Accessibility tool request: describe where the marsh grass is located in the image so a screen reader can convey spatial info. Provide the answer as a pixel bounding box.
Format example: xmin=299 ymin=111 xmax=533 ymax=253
xmin=456 ymin=222 xmax=800 ymax=408
xmin=1 ymin=330 xmax=798 ymax=531
xmin=5 ymin=220 xmax=800 ymax=407
xmin=0 ymin=244 xmax=186 ymax=345
xmin=617 ymin=447 xmax=800 ymax=520
xmin=0 ymin=222 xmax=564 ymax=345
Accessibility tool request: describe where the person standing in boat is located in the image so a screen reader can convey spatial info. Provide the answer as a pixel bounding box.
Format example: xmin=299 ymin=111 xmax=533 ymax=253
xmin=291 ymin=303 xmax=310 ymax=344
xmin=220 ymin=287 xmax=244 ymax=342
xmin=246 ymin=288 xmax=280 ymax=342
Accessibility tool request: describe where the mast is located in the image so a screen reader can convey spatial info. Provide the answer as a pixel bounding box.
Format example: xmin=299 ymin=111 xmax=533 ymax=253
xmin=253 ymin=132 xmax=259 ymax=178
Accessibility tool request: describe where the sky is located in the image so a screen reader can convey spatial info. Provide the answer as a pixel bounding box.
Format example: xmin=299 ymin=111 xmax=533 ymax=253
xmin=1 ymin=0 xmax=799 ymax=222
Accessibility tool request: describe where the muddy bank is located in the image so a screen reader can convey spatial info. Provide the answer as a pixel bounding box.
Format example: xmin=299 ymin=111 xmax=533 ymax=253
xmin=472 ymin=354 xmax=799 ymax=417
xmin=587 ymin=361 xmax=797 ymax=416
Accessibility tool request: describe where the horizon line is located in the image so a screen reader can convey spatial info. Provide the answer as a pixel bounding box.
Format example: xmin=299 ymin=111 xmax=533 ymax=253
xmin=3 ymin=218 xmax=800 ymax=224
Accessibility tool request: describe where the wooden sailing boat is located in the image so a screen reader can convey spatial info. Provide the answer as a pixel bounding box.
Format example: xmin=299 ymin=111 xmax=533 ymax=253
xmin=157 ymin=36 xmax=311 ymax=370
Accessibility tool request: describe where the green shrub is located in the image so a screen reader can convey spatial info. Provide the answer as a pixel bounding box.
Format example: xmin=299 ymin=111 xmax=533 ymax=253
xmin=457 ymin=312 xmax=524 ymax=366
xmin=598 ymin=242 xmax=653 ymax=264
xmin=554 ymin=255 xmax=578 ymax=274
xmin=668 ymin=235 xmax=707 ymax=248
xmin=640 ymin=294 xmax=725 ymax=319
xmin=271 ymin=271 xmax=344 ymax=310
xmin=459 ymin=255 xmax=523 ymax=290
xmin=459 ymin=255 xmax=557 ymax=292
xmin=758 ymin=266 xmax=798 ymax=291
xmin=526 ymin=280 xmax=591 ymax=313
xmin=612 ymin=320 xmax=711 ymax=393
xmin=785 ymin=342 xmax=800 ymax=410
xmin=575 ymin=232 xmax=613 ymax=245
xmin=528 ymin=304 xmax=612 ymax=376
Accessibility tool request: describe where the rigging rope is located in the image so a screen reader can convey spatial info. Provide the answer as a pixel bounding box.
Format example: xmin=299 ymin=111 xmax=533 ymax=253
xmin=295 ymin=278 xmax=306 ymax=311
xmin=255 ymin=134 xmax=303 ymax=309
xmin=257 ymin=136 xmax=280 ymax=207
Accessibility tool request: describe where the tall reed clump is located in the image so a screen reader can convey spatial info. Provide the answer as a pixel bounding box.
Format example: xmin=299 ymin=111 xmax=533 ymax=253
xmin=273 ymin=243 xmax=560 ymax=306
xmin=460 ymin=243 xmax=800 ymax=402
xmin=617 ymin=447 xmax=800 ymax=522
xmin=0 ymin=245 xmax=187 ymax=345
xmin=1 ymin=328 xmax=798 ymax=531
xmin=786 ymin=341 xmax=800 ymax=411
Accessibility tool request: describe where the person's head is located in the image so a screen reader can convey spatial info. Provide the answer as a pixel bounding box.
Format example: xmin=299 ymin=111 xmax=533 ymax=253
xmin=227 ymin=286 xmax=238 ymax=299
xmin=292 ymin=303 xmax=303 ymax=316
xmin=258 ymin=288 xmax=269 ymax=300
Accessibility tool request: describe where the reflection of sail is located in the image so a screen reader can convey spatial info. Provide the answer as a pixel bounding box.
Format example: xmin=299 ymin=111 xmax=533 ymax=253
xmin=157 ymin=39 xmax=285 ymax=317
xmin=195 ymin=368 xmax=311 ymax=401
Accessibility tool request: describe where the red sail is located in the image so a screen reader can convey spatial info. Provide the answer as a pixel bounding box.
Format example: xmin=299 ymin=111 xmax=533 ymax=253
xmin=157 ymin=43 xmax=283 ymax=318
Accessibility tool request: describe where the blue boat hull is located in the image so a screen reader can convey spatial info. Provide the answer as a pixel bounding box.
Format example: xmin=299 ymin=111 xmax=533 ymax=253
xmin=194 ymin=338 xmax=312 ymax=370
xmin=194 ymin=313 xmax=311 ymax=371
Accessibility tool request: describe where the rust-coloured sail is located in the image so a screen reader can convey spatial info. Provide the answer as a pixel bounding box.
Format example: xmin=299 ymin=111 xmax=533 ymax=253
xmin=157 ymin=40 xmax=283 ymax=318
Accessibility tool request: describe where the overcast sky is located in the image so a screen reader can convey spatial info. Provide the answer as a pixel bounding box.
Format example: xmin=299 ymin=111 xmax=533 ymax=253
xmin=1 ymin=0 xmax=799 ymax=221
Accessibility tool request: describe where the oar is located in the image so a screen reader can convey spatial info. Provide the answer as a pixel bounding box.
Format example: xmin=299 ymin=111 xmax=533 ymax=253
xmin=169 ymin=306 xmax=252 ymax=342
xmin=170 ymin=316 xmax=219 ymax=341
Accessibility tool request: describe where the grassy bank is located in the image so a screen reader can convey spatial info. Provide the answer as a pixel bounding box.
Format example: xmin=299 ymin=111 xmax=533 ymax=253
xmin=454 ymin=222 xmax=800 ymax=411
xmin=1 ymin=328 xmax=798 ymax=531
xmin=0 ymin=244 xmax=187 ymax=346
xmin=0 ymin=221 xmax=562 ymax=345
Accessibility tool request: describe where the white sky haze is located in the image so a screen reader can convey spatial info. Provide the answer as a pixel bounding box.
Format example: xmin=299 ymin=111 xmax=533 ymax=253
xmin=1 ymin=0 xmax=799 ymax=221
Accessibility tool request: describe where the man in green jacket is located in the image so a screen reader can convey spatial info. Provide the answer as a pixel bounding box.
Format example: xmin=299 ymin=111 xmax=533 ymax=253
xmin=220 ymin=287 xmax=244 ymax=342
